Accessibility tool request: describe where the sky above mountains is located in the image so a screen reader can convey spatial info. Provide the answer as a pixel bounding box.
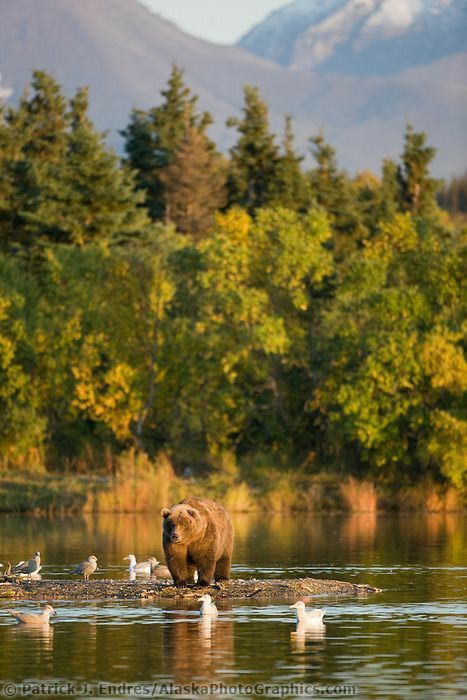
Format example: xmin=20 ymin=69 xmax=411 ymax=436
xmin=138 ymin=0 xmax=287 ymax=43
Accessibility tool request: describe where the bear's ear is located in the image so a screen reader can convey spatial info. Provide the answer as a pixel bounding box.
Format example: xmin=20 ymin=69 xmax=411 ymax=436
xmin=161 ymin=508 xmax=171 ymax=518
xmin=187 ymin=508 xmax=198 ymax=518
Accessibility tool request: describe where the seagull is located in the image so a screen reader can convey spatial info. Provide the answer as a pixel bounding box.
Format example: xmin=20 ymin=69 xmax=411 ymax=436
xmin=124 ymin=554 xmax=153 ymax=575
xmin=150 ymin=559 xmax=172 ymax=580
xmin=198 ymin=594 xmax=218 ymax=617
xmin=12 ymin=552 xmax=41 ymax=579
xmin=290 ymin=601 xmax=326 ymax=626
xmin=71 ymin=555 xmax=98 ymax=580
xmin=10 ymin=604 xmax=56 ymax=626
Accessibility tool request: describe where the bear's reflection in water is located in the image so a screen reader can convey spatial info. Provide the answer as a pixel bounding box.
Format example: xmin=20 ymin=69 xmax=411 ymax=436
xmin=163 ymin=609 xmax=234 ymax=683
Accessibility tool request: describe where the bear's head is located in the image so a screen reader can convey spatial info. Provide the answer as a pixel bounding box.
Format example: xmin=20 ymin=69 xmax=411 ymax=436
xmin=161 ymin=504 xmax=203 ymax=544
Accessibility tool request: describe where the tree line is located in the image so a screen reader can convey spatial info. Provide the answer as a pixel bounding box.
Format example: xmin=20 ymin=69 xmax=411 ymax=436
xmin=0 ymin=68 xmax=465 ymax=489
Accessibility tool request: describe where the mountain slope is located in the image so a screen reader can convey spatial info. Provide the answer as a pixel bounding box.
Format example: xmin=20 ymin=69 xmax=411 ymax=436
xmin=0 ymin=0 xmax=465 ymax=175
xmin=239 ymin=0 xmax=467 ymax=76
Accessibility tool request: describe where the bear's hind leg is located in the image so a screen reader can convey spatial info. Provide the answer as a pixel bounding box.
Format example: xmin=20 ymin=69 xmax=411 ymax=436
xmin=214 ymin=555 xmax=231 ymax=582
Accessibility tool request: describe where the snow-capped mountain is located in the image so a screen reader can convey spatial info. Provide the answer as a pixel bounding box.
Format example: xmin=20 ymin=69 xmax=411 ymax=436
xmin=239 ymin=0 xmax=467 ymax=76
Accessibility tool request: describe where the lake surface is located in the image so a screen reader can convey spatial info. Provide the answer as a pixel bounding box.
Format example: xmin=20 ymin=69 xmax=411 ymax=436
xmin=0 ymin=512 xmax=466 ymax=698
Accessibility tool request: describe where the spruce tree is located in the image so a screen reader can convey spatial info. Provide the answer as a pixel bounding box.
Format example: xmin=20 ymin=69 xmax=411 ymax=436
xmin=272 ymin=115 xmax=311 ymax=211
xmin=0 ymin=71 xmax=69 ymax=249
xmin=63 ymin=87 xmax=148 ymax=245
xmin=226 ymin=85 xmax=280 ymax=212
xmin=396 ymin=123 xmax=440 ymax=218
xmin=160 ymin=126 xmax=226 ymax=241
xmin=308 ymin=132 xmax=366 ymax=259
xmin=0 ymin=72 xmax=149 ymax=251
xmin=122 ymin=64 xmax=212 ymax=221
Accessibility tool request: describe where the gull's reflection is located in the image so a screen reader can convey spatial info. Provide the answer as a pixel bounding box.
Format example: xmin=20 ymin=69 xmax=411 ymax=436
xmin=198 ymin=614 xmax=215 ymax=652
xmin=291 ymin=622 xmax=326 ymax=652
xmin=10 ymin=622 xmax=55 ymax=652
xmin=163 ymin=610 xmax=233 ymax=683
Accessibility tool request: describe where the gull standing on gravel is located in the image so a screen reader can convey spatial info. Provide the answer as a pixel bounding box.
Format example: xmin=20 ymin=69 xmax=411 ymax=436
xmin=12 ymin=552 xmax=42 ymax=578
xmin=199 ymin=594 xmax=218 ymax=617
xmin=10 ymin=604 xmax=56 ymax=625
xmin=290 ymin=601 xmax=326 ymax=626
xmin=150 ymin=559 xmax=172 ymax=580
xmin=124 ymin=554 xmax=152 ymax=575
xmin=71 ymin=555 xmax=98 ymax=580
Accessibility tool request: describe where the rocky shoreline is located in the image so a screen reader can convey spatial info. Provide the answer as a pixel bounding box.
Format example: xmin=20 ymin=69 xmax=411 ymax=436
xmin=0 ymin=577 xmax=381 ymax=601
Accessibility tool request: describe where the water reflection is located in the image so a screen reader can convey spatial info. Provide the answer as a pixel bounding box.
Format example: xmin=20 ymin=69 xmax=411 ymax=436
xmin=162 ymin=610 xmax=234 ymax=683
xmin=0 ymin=513 xmax=466 ymax=697
xmin=290 ymin=622 xmax=326 ymax=652
xmin=10 ymin=623 xmax=55 ymax=651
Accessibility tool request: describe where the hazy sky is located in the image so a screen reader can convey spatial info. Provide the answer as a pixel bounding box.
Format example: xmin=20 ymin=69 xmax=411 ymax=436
xmin=139 ymin=0 xmax=288 ymax=44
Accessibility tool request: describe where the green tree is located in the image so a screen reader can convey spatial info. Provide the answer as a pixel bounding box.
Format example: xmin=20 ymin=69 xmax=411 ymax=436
xmin=271 ymin=115 xmax=311 ymax=211
xmin=397 ymin=123 xmax=440 ymax=218
xmin=122 ymin=65 xmax=212 ymax=221
xmin=0 ymin=71 xmax=69 ymax=250
xmin=39 ymin=228 xmax=184 ymax=455
xmin=308 ymin=132 xmax=366 ymax=259
xmin=164 ymin=206 xmax=333 ymax=452
xmin=0 ymin=72 xmax=148 ymax=251
xmin=0 ymin=256 xmax=44 ymax=459
xmin=226 ymin=86 xmax=280 ymax=212
xmin=62 ymin=88 xmax=149 ymax=245
xmin=314 ymin=213 xmax=466 ymax=486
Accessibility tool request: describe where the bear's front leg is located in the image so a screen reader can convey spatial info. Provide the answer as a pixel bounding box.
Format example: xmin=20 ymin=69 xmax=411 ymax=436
xmin=196 ymin=559 xmax=216 ymax=587
xmin=165 ymin=544 xmax=191 ymax=587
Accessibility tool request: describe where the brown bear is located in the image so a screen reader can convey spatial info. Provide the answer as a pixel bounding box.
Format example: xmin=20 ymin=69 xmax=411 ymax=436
xmin=161 ymin=497 xmax=234 ymax=587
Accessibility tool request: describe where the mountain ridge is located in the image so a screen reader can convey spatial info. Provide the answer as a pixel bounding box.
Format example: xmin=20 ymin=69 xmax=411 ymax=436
xmin=239 ymin=0 xmax=467 ymax=76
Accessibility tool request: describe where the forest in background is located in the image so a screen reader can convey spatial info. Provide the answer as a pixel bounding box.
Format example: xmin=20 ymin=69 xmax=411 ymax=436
xmin=0 ymin=67 xmax=465 ymax=508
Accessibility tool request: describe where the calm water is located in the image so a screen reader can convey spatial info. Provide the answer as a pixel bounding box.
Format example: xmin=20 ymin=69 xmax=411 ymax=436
xmin=0 ymin=512 xmax=466 ymax=698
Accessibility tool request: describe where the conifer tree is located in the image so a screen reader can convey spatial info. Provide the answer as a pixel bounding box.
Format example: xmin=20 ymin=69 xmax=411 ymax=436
xmin=396 ymin=123 xmax=440 ymax=218
xmin=0 ymin=71 xmax=148 ymax=251
xmin=226 ymin=85 xmax=280 ymax=212
xmin=0 ymin=71 xmax=69 ymax=249
xmin=160 ymin=126 xmax=226 ymax=241
xmin=122 ymin=65 xmax=212 ymax=221
xmin=272 ymin=115 xmax=311 ymax=211
xmin=308 ymin=132 xmax=366 ymax=259
xmin=63 ymin=87 xmax=149 ymax=245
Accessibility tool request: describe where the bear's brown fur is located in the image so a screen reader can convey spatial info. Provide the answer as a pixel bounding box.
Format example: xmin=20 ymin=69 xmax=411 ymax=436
xmin=161 ymin=497 xmax=234 ymax=587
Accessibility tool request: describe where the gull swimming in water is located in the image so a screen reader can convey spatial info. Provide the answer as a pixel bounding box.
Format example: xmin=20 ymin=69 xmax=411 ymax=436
xmin=199 ymin=594 xmax=218 ymax=617
xmin=71 ymin=555 xmax=98 ymax=580
xmin=12 ymin=552 xmax=42 ymax=579
xmin=290 ymin=601 xmax=326 ymax=626
xmin=10 ymin=604 xmax=56 ymax=626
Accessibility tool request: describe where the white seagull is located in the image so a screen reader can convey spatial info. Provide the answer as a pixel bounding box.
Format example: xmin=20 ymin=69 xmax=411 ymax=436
xmin=198 ymin=594 xmax=218 ymax=617
xmin=124 ymin=554 xmax=154 ymax=575
xmin=290 ymin=601 xmax=326 ymax=626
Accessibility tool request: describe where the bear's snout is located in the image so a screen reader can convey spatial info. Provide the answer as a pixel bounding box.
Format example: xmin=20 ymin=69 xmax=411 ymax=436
xmin=170 ymin=531 xmax=181 ymax=543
